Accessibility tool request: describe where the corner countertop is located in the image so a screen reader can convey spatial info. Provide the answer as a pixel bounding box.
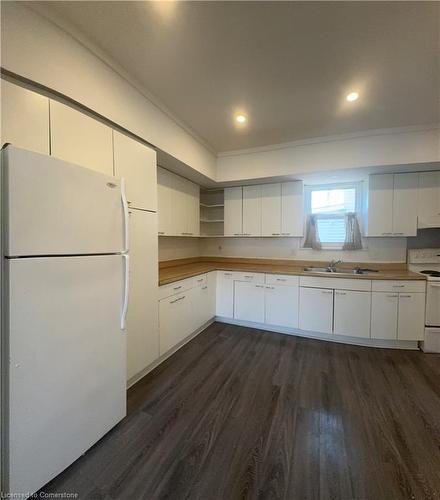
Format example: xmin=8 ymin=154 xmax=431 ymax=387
xmin=158 ymin=257 xmax=425 ymax=286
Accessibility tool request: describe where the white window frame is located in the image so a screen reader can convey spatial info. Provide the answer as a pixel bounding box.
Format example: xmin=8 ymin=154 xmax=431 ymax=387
xmin=304 ymin=181 xmax=363 ymax=249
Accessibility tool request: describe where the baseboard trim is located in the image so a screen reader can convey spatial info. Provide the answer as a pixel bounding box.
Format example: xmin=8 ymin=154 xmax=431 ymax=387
xmin=215 ymin=317 xmax=420 ymax=350
xmin=127 ymin=318 xmax=216 ymax=389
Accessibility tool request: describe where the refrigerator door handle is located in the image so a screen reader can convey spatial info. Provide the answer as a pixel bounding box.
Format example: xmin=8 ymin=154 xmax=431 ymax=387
xmin=121 ymin=178 xmax=129 ymax=253
xmin=121 ymin=254 xmax=130 ymax=330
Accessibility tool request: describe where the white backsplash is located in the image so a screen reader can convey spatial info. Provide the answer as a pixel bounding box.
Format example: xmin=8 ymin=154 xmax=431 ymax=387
xmin=159 ymin=237 xmax=201 ymax=261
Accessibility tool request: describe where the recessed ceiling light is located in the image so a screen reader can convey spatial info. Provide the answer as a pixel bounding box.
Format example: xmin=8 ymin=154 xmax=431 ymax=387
xmin=346 ymin=92 xmax=359 ymax=102
xmin=235 ymin=114 xmax=247 ymax=123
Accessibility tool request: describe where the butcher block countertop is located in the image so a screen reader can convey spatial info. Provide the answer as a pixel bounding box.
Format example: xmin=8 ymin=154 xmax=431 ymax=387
xmin=158 ymin=257 xmax=425 ymax=286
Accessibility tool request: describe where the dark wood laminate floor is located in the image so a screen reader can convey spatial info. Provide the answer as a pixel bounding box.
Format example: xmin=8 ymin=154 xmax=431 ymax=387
xmin=42 ymin=323 xmax=440 ymax=500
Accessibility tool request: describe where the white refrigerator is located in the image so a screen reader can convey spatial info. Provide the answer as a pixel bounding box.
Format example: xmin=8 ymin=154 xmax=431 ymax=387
xmin=1 ymin=146 xmax=129 ymax=496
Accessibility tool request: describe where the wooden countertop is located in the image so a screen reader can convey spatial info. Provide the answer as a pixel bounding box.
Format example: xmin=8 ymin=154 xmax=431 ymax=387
xmin=158 ymin=257 xmax=425 ymax=286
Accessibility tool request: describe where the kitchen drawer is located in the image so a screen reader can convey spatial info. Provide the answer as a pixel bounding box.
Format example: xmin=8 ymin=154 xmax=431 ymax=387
xmin=159 ymin=277 xmax=195 ymax=300
xmin=233 ymin=272 xmax=265 ymax=284
xmin=193 ymin=274 xmax=207 ymax=287
xmin=265 ymin=274 xmax=299 ymax=286
xmin=299 ymin=276 xmax=371 ymax=292
xmin=371 ymin=280 xmax=426 ymax=293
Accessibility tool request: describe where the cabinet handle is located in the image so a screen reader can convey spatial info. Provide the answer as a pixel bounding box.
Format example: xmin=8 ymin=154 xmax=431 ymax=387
xmin=197 ymin=278 xmax=204 ymax=282
xmin=224 ymin=273 xmax=233 ymax=276
xmin=382 ymin=232 xmax=392 ymax=235
xmin=336 ymin=291 xmax=346 ymax=295
xmin=170 ymin=295 xmax=185 ymax=304
xmin=322 ymin=290 xmax=333 ymax=294
xmin=127 ymin=200 xmax=132 ymax=205
xmin=233 ymin=233 xmax=241 ymax=236
xmin=255 ymin=284 xmax=264 ymax=288
xmin=387 ymin=294 xmax=399 ymax=298
xmin=393 ymin=232 xmax=404 ymax=235
xmin=201 ymin=286 xmax=208 ymax=290
xmin=399 ymin=294 xmax=411 ymax=298
xmin=392 ymin=285 xmax=405 ymax=288
xmin=265 ymin=286 xmax=274 ymax=289
xmin=158 ymin=231 xmax=165 ymax=235
xmin=244 ymin=275 xmax=253 ymax=279
xmin=276 ymin=278 xmax=287 ymax=282
xmin=271 ymin=233 xmax=280 ymax=236
xmin=173 ymin=285 xmax=182 ymax=290
xmin=281 ymin=233 xmax=291 ymax=236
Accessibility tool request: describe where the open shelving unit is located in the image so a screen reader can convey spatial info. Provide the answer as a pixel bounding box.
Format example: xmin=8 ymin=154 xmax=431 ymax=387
xmin=199 ymin=188 xmax=225 ymax=237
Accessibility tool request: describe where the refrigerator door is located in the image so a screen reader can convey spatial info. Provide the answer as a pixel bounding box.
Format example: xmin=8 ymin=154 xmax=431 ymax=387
xmin=2 ymin=146 xmax=125 ymax=256
xmin=4 ymin=255 xmax=126 ymax=496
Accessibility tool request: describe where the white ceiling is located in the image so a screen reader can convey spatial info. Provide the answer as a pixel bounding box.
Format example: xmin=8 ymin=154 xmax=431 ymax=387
xmin=34 ymin=1 xmax=439 ymax=153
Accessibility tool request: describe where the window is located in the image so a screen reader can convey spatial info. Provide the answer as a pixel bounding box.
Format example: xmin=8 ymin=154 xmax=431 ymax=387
xmin=304 ymin=182 xmax=362 ymax=246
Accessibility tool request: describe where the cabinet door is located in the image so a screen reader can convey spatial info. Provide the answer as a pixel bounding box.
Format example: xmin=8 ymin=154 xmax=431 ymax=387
xmin=185 ymin=180 xmax=200 ymax=236
xmin=398 ymin=293 xmax=425 ymax=341
xmin=207 ymin=271 xmax=217 ymax=320
xmin=191 ymin=284 xmax=209 ymax=331
xmin=265 ymin=284 xmax=299 ymax=328
xmin=1 ymin=80 xmax=50 ymax=154
xmin=243 ymin=185 xmax=262 ymax=236
xmin=334 ymin=290 xmax=371 ymax=338
xmin=261 ymin=183 xmax=281 ymax=236
xmin=418 ymin=171 xmax=440 ymax=225
xmin=216 ymin=271 xmax=235 ymax=317
xmin=224 ymin=187 xmax=243 ymax=236
xmin=171 ymin=174 xmax=188 ymax=236
xmin=113 ymin=131 xmax=157 ymax=211
xmin=50 ymin=101 xmax=113 ymax=176
xmin=126 ymin=210 xmax=159 ymax=381
xmin=393 ymin=173 xmax=418 ymax=236
xmin=299 ymin=287 xmax=333 ymax=334
xmin=371 ymin=292 xmax=398 ymax=339
xmin=159 ymin=290 xmax=193 ymax=355
xmin=234 ymin=282 xmax=265 ymax=323
xmin=281 ymin=181 xmax=304 ymax=236
xmin=157 ymin=167 xmax=173 ymax=235
xmin=367 ymin=174 xmax=394 ymax=236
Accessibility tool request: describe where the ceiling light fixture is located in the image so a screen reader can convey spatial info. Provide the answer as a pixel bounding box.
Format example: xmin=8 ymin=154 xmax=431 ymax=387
xmin=235 ymin=114 xmax=247 ymax=124
xmin=346 ymin=91 xmax=359 ymax=102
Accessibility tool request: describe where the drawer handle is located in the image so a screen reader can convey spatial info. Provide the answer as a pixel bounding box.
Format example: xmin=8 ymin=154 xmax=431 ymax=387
xmin=244 ymin=275 xmax=253 ymax=279
xmin=170 ymin=295 xmax=185 ymax=304
xmin=201 ymin=286 xmax=208 ymax=290
xmin=197 ymin=278 xmax=204 ymax=282
xmin=265 ymin=286 xmax=274 ymax=289
xmin=158 ymin=231 xmax=165 ymax=235
xmin=336 ymin=291 xmax=346 ymax=295
xmin=281 ymin=233 xmax=291 ymax=235
xmin=322 ymin=290 xmax=333 ymax=294
xmin=392 ymin=285 xmax=405 ymax=288
xmin=276 ymin=278 xmax=287 ymax=282
xmin=387 ymin=294 xmax=398 ymax=298
xmin=382 ymin=232 xmax=392 ymax=235
xmin=271 ymin=233 xmax=280 ymax=236
xmin=399 ymin=294 xmax=411 ymax=298
xmin=224 ymin=273 xmax=233 ymax=276
xmin=393 ymin=232 xmax=404 ymax=235
xmin=173 ymin=285 xmax=182 ymax=290
xmin=255 ymin=284 xmax=264 ymax=288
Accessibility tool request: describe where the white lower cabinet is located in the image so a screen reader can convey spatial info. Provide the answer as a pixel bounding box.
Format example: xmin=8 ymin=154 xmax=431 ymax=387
xmin=397 ymin=293 xmax=425 ymax=341
xmin=216 ymin=271 xmax=236 ymax=317
xmin=264 ymin=284 xmax=299 ymax=328
xmin=299 ymin=287 xmax=334 ymax=334
xmin=334 ymin=290 xmax=371 ymax=338
xmin=234 ymin=282 xmax=265 ymax=323
xmin=371 ymin=292 xmax=399 ymax=339
xmin=159 ymin=290 xmax=194 ymax=355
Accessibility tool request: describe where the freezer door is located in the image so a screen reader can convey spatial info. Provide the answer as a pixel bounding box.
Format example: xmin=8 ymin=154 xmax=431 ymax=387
xmin=3 ymin=146 xmax=125 ymax=256
xmin=4 ymin=255 xmax=126 ymax=496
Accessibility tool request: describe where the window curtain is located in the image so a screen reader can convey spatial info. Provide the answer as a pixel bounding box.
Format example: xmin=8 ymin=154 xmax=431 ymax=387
xmin=343 ymin=212 xmax=362 ymax=250
xmin=303 ymin=214 xmax=322 ymax=250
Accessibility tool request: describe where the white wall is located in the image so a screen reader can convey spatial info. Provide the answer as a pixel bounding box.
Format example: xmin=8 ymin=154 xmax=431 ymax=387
xmin=1 ymin=2 xmax=216 ymax=180
xmin=159 ymin=237 xmax=201 ymax=262
xmin=217 ymin=127 xmax=440 ymax=182
xmin=200 ymin=237 xmax=408 ymax=263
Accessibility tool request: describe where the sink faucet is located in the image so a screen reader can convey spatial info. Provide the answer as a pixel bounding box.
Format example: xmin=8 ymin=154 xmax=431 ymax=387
xmin=328 ymin=259 xmax=342 ymax=272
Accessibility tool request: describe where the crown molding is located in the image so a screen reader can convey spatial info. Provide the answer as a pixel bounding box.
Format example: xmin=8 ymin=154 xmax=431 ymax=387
xmin=22 ymin=1 xmax=217 ymax=156
xmin=218 ymin=123 xmax=440 ymax=158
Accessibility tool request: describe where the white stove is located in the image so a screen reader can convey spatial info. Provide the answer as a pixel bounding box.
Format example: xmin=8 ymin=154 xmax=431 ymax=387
xmin=408 ymin=248 xmax=440 ymax=353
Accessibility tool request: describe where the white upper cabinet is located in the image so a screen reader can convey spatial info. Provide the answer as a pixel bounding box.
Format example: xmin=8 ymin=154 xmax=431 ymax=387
xmin=261 ymin=183 xmax=281 ymax=236
xmin=281 ymin=181 xmax=304 ymax=236
xmin=242 ymin=185 xmax=262 ymax=236
xmin=1 ymin=80 xmax=50 ymax=154
xmin=50 ymin=100 xmax=113 ymax=176
xmin=418 ymin=171 xmax=440 ymax=228
xmin=367 ymin=174 xmax=394 ymax=236
xmin=156 ymin=168 xmax=199 ymax=236
xmin=224 ymin=187 xmax=243 ymax=236
xmin=366 ymin=173 xmax=418 ymax=236
xmin=113 ymin=131 xmax=157 ymax=212
xmin=392 ymin=173 xmax=418 ymax=236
